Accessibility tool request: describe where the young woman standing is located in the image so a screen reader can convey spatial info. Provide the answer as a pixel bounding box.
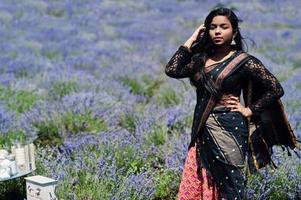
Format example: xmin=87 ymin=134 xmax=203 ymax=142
xmin=165 ymin=7 xmax=297 ymax=200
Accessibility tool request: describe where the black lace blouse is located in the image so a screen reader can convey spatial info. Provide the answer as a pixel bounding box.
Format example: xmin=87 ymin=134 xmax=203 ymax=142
xmin=165 ymin=46 xmax=284 ymax=116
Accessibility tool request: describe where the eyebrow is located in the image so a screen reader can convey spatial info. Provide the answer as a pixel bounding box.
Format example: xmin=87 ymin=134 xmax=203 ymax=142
xmin=210 ymin=23 xmax=229 ymax=26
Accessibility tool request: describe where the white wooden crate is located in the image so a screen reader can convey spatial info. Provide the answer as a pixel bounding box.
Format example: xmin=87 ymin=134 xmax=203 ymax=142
xmin=25 ymin=175 xmax=57 ymax=200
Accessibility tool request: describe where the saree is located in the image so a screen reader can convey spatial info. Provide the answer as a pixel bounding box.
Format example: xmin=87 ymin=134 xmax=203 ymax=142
xmin=177 ymin=141 xmax=221 ymax=200
xmin=196 ymin=107 xmax=249 ymax=200
xmin=166 ymin=46 xmax=299 ymax=200
xmin=178 ymin=51 xmax=249 ymax=200
xmin=178 ymin=110 xmax=248 ymax=200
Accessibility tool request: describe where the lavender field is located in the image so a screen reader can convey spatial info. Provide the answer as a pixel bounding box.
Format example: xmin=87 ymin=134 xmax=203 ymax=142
xmin=0 ymin=0 xmax=300 ymax=199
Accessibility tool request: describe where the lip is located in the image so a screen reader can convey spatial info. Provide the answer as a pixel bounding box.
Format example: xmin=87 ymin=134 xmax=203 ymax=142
xmin=213 ymin=37 xmax=223 ymax=40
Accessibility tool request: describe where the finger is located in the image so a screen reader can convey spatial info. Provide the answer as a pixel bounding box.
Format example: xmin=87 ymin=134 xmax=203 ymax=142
xmin=229 ymin=96 xmax=239 ymax=101
xmin=198 ymin=24 xmax=206 ymax=31
xmin=231 ymin=108 xmax=240 ymax=112
xmin=227 ymin=100 xmax=238 ymax=105
xmin=226 ymin=104 xmax=237 ymax=109
xmin=198 ymin=23 xmax=205 ymax=28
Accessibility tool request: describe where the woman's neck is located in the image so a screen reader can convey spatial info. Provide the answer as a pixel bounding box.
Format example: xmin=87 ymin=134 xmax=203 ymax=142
xmin=216 ymin=44 xmax=234 ymax=54
xmin=212 ymin=45 xmax=236 ymax=60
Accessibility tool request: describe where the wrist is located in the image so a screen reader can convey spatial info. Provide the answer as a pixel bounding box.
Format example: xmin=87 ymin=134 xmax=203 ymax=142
xmin=181 ymin=44 xmax=192 ymax=53
xmin=183 ymin=38 xmax=195 ymax=49
xmin=245 ymin=107 xmax=253 ymax=117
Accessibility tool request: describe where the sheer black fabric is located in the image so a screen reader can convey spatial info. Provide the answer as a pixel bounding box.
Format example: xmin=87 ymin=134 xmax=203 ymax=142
xmin=165 ymin=45 xmax=294 ymax=200
xmin=165 ymin=45 xmax=196 ymax=78
xmin=164 ymin=46 xmax=284 ymax=117
xmin=241 ymin=57 xmax=284 ymax=115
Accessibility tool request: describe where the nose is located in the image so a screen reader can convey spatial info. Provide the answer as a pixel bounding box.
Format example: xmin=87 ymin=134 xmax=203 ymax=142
xmin=215 ymin=27 xmax=221 ymax=34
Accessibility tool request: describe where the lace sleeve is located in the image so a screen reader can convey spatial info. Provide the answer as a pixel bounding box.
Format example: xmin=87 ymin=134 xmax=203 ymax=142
xmin=165 ymin=45 xmax=196 ymax=78
xmin=243 ymin=57 xmax=284 ymax=116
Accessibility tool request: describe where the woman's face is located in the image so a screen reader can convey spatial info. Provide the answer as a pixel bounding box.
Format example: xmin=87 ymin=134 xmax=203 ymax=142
xmin=209 ymin=15 xmax=235 ymax=46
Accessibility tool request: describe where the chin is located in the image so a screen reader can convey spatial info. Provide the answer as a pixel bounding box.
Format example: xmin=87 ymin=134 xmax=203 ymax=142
xmin=213 ymin=42 xmax=225 ymax=46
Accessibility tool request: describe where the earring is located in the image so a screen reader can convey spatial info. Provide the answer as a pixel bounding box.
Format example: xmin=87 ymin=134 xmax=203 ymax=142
xmin=231 ymin=37 xmax=236 ymax=45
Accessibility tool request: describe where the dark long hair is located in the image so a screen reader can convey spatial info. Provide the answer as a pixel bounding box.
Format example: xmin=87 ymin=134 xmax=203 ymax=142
xmin=189 ymin=7 xmax=246 ymax=97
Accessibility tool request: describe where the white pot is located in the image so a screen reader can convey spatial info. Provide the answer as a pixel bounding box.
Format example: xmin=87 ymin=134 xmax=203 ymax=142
xmin=0 ymin=149 xmax=8 ymax=158
xmin=0 ymin=168 xmax=10 ymax=179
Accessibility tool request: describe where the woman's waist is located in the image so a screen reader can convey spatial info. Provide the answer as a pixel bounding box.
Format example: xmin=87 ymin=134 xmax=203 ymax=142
xmin=210 ymin=107 xmax=246 ymax=121
xmin=211 ymin=106 xmax=231 ymax=113
xmin=215 ymin=93 xmax=241 ymax=108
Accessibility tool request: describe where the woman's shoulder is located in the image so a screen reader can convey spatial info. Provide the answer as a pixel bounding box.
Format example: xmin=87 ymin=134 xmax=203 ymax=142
xmin=240 ymin=52 xmax=264 ymax=67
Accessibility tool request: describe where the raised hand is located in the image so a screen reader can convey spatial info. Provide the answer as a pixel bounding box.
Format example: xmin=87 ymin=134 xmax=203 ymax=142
xmin=183 ymin=24 xmax=206 ymax=49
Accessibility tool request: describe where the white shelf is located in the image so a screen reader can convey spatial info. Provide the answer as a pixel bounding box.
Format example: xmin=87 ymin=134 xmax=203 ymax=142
xmin=0 ymin=170 xmax=34 ymax=182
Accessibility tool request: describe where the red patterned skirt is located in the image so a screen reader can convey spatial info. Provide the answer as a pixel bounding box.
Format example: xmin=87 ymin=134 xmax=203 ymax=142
xmin=177 ymin=144 xmax=222 ymax=200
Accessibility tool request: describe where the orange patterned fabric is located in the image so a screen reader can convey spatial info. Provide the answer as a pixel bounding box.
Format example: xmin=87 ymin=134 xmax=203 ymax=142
xmin=177 ymin=144 xmax=222 ymax=200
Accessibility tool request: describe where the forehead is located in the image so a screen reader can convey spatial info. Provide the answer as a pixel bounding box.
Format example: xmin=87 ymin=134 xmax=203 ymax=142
xmin=210 ymin=15 xmax=231 ymax=25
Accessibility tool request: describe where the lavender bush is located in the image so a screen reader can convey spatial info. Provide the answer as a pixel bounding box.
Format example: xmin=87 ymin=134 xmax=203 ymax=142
xmin=0 ymin=0 xmax=300 ymax=199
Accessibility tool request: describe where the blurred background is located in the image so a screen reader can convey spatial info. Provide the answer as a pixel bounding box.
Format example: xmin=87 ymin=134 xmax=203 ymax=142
xmin=0 ymin=0 xmax=300 ymax=199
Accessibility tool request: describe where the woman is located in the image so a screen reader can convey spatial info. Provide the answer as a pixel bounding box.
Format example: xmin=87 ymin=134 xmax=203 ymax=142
xmin=165 ymin=7 xmax=298 ymax=200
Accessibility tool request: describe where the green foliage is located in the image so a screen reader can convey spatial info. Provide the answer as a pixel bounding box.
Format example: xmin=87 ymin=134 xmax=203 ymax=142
xmin=170 ymin=114 xmax=193 ymax=132
xmin=247 ymin=158 xmax=301 ymax=199
xmin=110 ymin=144 xmax=144 ymax=174
xmin=11 ymin=91 xmax=40 ymax=113
xmin=120 ymin=75 xmax=163 ymax=102
xmin=156 ymin=87 xmax=181 ymax=106
xmin=283 ymin=99 xmax=301 ymax=113
xmin=145 ymin=124 xmax=168 ymax=147
xmin=14 ymin=69 xmax=28 ymax=78
xmin=246 ymin=171 xmax=265 ymax=198
xmin=120 ymin=76 xmax=144 ymax=95
xmin=41 ymin=50 xmax=62 ymax=60
xmin=36 ymin=140 xmax=159 ymax=200
xmin=153 ymin=169 xmax=180 ymax=200
xmin=37 ymin=143 xmax=119 ymax=199
xmin=272 ymin=22 xmax=298 ymax=29
xmin=49 ymin=80 xmax=78 ymax=100
xmin=54 ymin=169 xmax=115 ymax=200
xmin=276 ymin=74 xmax=289 ymax=82
xmin=0 ymin=130 xmax=26 ymax=149
xmin=296 ymin=82 xmax=301 ymax=90
xmin=0 ymin=178 xmax=26 ymax=200
xmin=119 ymin=112 xmax=137 ymax=133
xmin=0 ymin=86 xmax=40 ymax=113
xmin=34 ymin=112 xmax=107 ymax=146
xmin=269 ymin=163 xmax=301 ymax=200
xmin=33 ymin=119 xmax=62 ymax=146
xmin=72 ymin=170 xmax=112 ymax=200
xmin=46 ymin=7 xmax=66 ymax=18
xmin=296 ymin=163 xmax=301 ymax=175
xmin=61 ymin=112 xmax=108 ymax=134
xmin=292 ymin=59 xmax=301 ymax=70
xmin=141 ymin=74 xmax=163 ymax=98
xmin=33 ymin=149 xmax=49 ymax=176
xmin=268 ymin=170 xmax=295 ymax=199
